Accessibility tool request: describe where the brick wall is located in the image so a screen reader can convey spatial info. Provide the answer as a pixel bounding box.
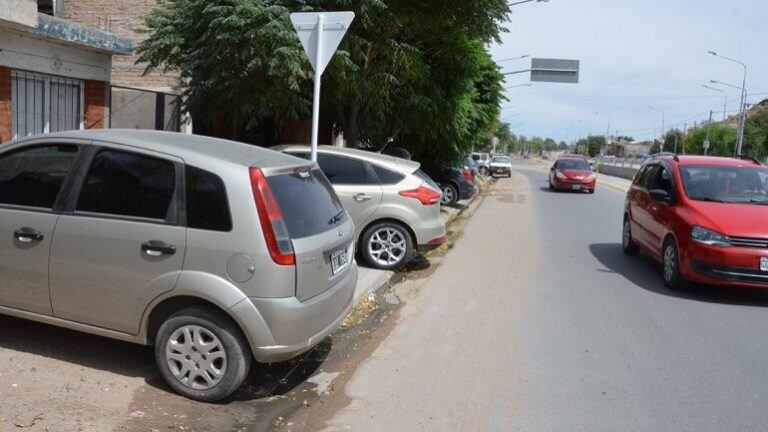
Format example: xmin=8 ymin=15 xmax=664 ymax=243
xmin=0 ymin=66 xmax=11 ymax=143
xmin=61 ymin=0 xmax=179 ymax=92
xmin=84 ymin=80 xmax=106 ymax=129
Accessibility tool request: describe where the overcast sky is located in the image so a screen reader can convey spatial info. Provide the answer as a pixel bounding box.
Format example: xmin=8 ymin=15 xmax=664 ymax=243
xmin=490 ymin=0 xmax=768 ymax=143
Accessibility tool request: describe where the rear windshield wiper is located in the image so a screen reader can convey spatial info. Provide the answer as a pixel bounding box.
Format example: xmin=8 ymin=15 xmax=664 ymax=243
xmin=328 ymin=209 xmax=345 ymax=225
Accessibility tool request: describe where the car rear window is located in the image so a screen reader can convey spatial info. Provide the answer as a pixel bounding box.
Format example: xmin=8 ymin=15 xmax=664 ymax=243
xmin=267 ymin=169 xmax=346 ymax=239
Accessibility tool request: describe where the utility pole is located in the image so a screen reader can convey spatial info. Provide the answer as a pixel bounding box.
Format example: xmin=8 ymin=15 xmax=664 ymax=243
xmin=704 ymin=110 xmax=713 ymax=156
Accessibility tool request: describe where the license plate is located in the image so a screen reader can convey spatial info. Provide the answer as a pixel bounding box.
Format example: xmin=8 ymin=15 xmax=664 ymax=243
xmin=572 ymin=185 xmax=582 ymax=190
xmin=761 ymin=257 xmax=768 ymax=272
xmin=331 ymin=248 xmax=348 ymax=275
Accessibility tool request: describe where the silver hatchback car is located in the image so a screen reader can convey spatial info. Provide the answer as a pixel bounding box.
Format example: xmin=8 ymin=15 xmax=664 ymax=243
xmin=0 ymin=130 xmax=357 ymax=401
xmin=275 ymin=146 xmax=446 ymax=270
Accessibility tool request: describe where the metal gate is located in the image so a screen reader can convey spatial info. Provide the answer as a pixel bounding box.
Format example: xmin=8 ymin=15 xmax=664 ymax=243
xmin=10 ymin=70 xmax=84 ymax=139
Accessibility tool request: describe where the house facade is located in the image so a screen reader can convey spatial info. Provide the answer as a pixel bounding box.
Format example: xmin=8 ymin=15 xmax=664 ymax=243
xmin=0 ymin=0 xmax=131 ymax=143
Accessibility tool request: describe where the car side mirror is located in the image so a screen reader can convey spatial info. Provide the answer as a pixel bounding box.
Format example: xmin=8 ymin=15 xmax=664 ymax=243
xmin=649 ymin=189 xmax=670 ymax=202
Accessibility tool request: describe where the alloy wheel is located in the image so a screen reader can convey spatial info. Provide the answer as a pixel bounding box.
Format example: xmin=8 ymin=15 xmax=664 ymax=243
xmin=367 ymin=227 xmax=407 ymax=266
xmin=663 ymin=245 xmax=676 ymax=282
xmin=441 ymin=186 xmax=455 ymax=205
xmin=165 ymin=325 xmax=227 ymax=390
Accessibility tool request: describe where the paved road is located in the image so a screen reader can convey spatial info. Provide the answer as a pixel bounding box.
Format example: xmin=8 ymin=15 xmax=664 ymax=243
xmin=322 ymin=168 xmax=768 ymax=431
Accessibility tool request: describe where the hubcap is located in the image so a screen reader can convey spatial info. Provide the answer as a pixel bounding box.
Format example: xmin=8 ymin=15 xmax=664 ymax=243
xmin=441 ymin=186 xmax=454 ymax=204
xmin=368 ymin=228 xmax=407 ymax=266
xmin=663 ymin=245 xmax=676 ymax=282
xmin=165 ymin=325 xmax=227 ymax=390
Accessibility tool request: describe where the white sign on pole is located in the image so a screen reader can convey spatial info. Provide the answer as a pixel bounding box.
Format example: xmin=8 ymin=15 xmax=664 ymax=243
xmin=703 ymin=139 xmax=710 ymax=149
xmin=291 ymin=12 xmax=355 ymax=162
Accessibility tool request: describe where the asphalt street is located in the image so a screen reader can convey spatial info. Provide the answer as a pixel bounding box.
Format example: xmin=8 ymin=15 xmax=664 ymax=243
xmin=322 ymin=167 xmax=768 ymax=431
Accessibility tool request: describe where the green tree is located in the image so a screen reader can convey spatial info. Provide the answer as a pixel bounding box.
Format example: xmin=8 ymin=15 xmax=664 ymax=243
xmin=616 ymin=135 xmax=634 ymax=142
xmin=683 ymin=124 xmax=737 ymax=156
xmin=663 ymin=129 xmax=684 ymax=153
xmin=138 ymin=0 xmax=511 ymax=166
xmin=743 ymin=108 xmax=768 ymax=160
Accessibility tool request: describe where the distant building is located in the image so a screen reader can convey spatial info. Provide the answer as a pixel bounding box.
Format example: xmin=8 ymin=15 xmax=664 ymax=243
xmin=0 ymin=0 xmax=131 ymax=142
xmin=604 ymin=138 xmax=651 ymax=157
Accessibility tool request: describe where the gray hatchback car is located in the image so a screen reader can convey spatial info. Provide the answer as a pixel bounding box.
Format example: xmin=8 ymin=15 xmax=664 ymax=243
xmin=275 ymin=146 xmax=446 ymax=270
xmin=0 ymin=130 xmax=357 ymax=401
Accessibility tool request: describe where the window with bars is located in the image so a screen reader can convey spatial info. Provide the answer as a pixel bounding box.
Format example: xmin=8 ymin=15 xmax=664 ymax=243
xmin=10 ymin=70 xmax=84 ymax=139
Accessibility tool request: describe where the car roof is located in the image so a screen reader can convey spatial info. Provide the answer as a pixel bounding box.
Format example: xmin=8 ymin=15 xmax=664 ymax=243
xmin=11 ymin=129 xmax=303 ymax=168
xmin=654 ymin=155 xmax=765 ymax=168
xmin=273 ymin=144 xmax=421 ymax=173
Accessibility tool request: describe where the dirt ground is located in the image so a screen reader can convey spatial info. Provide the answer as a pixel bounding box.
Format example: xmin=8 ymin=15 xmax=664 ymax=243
xmin=0 ymin=188 xmax=485 ymax=432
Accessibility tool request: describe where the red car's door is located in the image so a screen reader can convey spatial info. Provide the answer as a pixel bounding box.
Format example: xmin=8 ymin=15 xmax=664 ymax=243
xmin=629 ymin=164 xmax=660 ymax=251
xmin=644 ymin=164 xmax=677 ymax=255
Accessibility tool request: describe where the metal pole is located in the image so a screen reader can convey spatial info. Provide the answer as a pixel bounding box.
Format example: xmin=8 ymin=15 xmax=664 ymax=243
xmin=737 ymin=66 xmax=747 ymax=155
xmin=705 ymin=110 xmax=713 ymax=156
xmin=310 ymin=14 xmax=324 ymax=162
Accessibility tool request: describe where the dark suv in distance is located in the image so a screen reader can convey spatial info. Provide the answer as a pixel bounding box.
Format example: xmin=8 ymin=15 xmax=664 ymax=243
xmin=420 ymin=161 xmax=477 ymax=206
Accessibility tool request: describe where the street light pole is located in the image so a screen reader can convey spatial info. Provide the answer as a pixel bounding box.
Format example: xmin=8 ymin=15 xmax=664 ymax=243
xmin=508 ymin=0 xmax=549 ymax=6
xmin=702 ymin=84 xmax=727 ymax=120
xmin=497 ymin=55 xmax=530 ymax=63
xmin=504 ymin=83 xmax=532 ymax=90
xmin=708 ymin=51 xmax=748 ymax=154
xmin=649 ymin=106 xmax=665 ymax=152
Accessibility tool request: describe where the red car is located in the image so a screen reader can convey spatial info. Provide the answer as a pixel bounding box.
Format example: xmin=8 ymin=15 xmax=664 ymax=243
xmin=549 ymin=156 xmax=596 ymax=193
xmin=623 ymin=154 xmax=768 ymax=289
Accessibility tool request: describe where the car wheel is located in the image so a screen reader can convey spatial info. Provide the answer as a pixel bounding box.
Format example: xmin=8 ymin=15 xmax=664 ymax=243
xmin=662 ymin=238 xmax=687 ymax=290
xmin=479 ymin=166 xmax=489 ymax=176
xmin=440 ymin=183 xmax=459 ymax=206
xmin=361 ymin=221 xmax=414 ymax=270
xmin=622 ymin=217 xmax=640 ymax=255
xmin=588 ymin=189 xmax=595 ymax=194
xmin=155 ymin=307 xmax=251 ymax=402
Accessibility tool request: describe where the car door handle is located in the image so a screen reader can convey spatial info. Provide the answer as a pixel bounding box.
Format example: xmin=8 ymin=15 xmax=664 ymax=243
xmin=14 ymin=227 xmax=44 ymax=243
xmin=353 ymin=193 xmax=372 ymax=202
xmin=141 ymin=241 xmax=176 ymax=256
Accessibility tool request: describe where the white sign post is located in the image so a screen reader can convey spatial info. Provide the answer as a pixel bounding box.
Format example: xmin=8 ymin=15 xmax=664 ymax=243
xmin=291 ymin=12 xmax=355 ymax=161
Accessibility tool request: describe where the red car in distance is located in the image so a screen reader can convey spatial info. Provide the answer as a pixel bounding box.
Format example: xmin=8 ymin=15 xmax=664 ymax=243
xmin=549 ymin=155 xmax=596 ymax=193
xmin=623 ymin=154 xmax=768 ymax=290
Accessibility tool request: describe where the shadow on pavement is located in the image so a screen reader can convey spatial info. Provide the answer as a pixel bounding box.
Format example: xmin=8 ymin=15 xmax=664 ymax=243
xmin=0 ymin=313 xmax=331 ymax=403
xmin=589 ymin=243 xmax=768 ymax=307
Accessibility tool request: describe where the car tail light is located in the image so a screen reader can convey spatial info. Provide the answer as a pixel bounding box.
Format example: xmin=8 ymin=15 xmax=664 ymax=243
xmin=462 ymin=168 xmax=473 ymax=182
xmin=249 ymin=167 xmax=295 ymax=265
xmin=427 ymin=236 xmax=445 ymax=245
xmin=399 ymin=185 xmax=441 ymax=205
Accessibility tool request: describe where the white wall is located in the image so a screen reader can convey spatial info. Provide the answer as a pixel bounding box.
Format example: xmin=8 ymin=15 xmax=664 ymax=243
xmin=0 ymin=30 xmax=111 ymax=81
xmin=0 ymin=0 xmax=36 ymax=28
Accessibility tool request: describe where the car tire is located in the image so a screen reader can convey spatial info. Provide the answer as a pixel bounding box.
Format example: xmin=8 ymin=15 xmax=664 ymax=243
xmin=622 ymin=217 xmax=640 ymax=255
xmin=479 ymin=167 xmax=489 ymax=176
xmin=360 ymin=221 xmax=414 ymax=270
xmin=662 ymin=238 xmax=687 ymax=290
xmin=440 ymin=183 xmax=459 ymax=206
xmin=548 ymin=179 xmax=554 ymax=190
xmin=588 ymin=189 xmax=595 ymax=194
xmin=155 ymin=307 xmax=252 ymax=402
